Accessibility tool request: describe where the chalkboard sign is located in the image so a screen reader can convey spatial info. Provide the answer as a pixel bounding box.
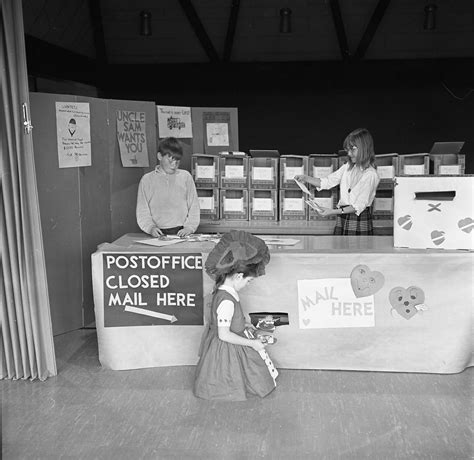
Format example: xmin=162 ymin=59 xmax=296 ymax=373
xmin=103 ymin=253 xmax=204 ymax=327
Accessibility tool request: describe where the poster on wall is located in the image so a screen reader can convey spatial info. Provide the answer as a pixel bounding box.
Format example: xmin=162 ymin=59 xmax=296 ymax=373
xmin=203 ymin=111 xmax=231 ymax=154
xmin=298 ymin=278 xmax=375 ymax=329
xmin=116 ymin=110 xmax=149 ymax=167
xmin=55 ymin=102 xmax=91 ymax=168
xmin=157 ymin=105 xmax=193 ymax=138
xmin=103 ymin=253 xmax=204 ymax=327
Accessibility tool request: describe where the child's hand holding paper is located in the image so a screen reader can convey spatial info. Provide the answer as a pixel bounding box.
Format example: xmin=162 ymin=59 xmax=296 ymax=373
xmin=293 ymin=177 xmax=312 ymax=195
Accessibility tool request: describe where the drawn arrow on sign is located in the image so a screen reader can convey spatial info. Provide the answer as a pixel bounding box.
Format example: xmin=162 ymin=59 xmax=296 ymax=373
xmin=124 ymin=306 xmax=178 ymax=323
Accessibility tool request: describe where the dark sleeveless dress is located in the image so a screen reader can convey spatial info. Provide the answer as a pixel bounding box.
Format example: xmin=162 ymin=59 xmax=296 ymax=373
xmin=194 ymin=289 xmax=276 ymax=401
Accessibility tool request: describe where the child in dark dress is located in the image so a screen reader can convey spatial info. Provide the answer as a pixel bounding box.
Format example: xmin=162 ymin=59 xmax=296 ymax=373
xmin=194 ymin=231 xmax=278 ymax=401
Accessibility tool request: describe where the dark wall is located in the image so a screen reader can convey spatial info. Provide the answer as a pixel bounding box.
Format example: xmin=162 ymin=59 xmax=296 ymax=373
xmin=103 ymin=59 xmax=474 ymax=173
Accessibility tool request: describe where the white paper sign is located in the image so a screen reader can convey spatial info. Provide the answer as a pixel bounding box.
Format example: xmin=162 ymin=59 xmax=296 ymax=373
xmin=196 ymin=165 xmax=215 ymax=179
xmin=198 ymin=197 xmax=214 ymax=210
xmin=403 ymin=164 xmax=425 ymax=175
xmin=56 ymin=102 xmax=91 ymax=168
xmin=374 ymin=198 xmax=393 ymax=212
xmin=224 ymin=198 xmax=243 ymax=212
xmin=312 ymin=197 xmax=333 ymax=209
xmin=284 ymin=166 xmax=303 ymax=182
xmin=377 ymin=165 xmax=394 ymax=179
xmin=157 ymin=105 xmax=193 ymax=138
xmin=439 ymin=164 xmax=462 ymax=175
xmin=298 ymin=278 xmax=375 ymax=329
xmin=253 ymin=198 xmax=273 ymax=211
xmin=225 ymin=165 xmax=244 ymax=178
xmin=252 ymin=167 xmax=273 ymax=181
xmin=313 ymin=166 xmax=333 ymax=178
xmin=207 ymin=123 xmax=229 ymax=146
xmin=117 ymin=110 xmax=149 ymax=167
xmin=283 ymin=198 xmax=304 ymax=211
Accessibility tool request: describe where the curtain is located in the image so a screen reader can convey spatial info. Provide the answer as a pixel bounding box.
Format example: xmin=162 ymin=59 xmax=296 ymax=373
xmin=1 ymin=0 xmax=56 ymax=379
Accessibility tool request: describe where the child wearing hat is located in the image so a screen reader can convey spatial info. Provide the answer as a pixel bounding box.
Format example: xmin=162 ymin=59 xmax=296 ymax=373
xmin=194 ymin=230 xmax=278 ymax=401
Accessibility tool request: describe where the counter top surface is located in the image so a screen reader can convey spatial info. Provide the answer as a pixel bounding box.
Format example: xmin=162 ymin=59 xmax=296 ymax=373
xmin=98 ymin=233 xmax=472 ymax=255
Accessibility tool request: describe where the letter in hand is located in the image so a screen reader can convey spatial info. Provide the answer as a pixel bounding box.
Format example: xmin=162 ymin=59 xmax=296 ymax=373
xmin=315 ymin=206 xmax=333 ymax=217
xmin=294 ymin=174 xmax=308 ymax=183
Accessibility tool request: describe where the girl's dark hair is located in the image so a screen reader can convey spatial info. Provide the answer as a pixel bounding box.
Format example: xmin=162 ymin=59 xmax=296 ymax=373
xmin=343 ymin=128 xmax=375 ymax=170
xmin=158 ymin=137 xmax=183 ymax=160
xmin=212 ymin=262 xmax=262 ymax=293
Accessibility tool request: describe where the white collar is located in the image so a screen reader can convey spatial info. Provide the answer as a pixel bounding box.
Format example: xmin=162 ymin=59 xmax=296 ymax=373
xmin=218 ymin=285 xmax=239 ymax=301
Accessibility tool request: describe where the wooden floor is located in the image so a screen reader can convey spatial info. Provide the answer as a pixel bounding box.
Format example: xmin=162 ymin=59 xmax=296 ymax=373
xmin=2 ymin=329 xmax=473 ymax=460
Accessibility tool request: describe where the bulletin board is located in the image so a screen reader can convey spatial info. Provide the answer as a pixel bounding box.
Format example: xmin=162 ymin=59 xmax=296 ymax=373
xmin=191 ymin=107 xmax=239 ymax=156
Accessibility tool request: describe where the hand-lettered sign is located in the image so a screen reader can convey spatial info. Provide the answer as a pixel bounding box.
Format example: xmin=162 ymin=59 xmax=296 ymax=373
xmin=103 ymin=253 xmax=203 ymax=327
xmin=298 ymin=278 xmax=375 ymax=329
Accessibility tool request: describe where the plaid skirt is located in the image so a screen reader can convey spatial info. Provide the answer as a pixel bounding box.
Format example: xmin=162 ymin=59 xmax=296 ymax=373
xmin=333 ymin=207 xmax=374 ymax=236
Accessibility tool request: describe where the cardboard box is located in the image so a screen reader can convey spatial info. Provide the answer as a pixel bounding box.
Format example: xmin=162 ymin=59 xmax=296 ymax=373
xmin=279 ymin=189 xmax=306 ymax=220
xmin=399 ymin=153 xmax=430 ymax=176
xmin=197 ymin=188 xmax=219 ymax=220
xmin=219 ymin=155 xmax=249 ymax=189
xmin=308 ymin=189 xmax=337 ymax=221
xmin=308 ymin=154 xmax=338 ymax=179
xmin=430 ymin=153 xmax=465 ymax=175
xmin=375 ymin=153 xmax=399 ymax=182
xmin=279 ymin=155 xmax=308 ymax=189
xmin=220 ymin=189 xmax=249 ymax=220
xmin=373 ymin=186 xmax=394 ymax=218
xmin=249 ymin=157 xmax=278 ymax=189
xmin=192 ymin=154 xmax=219 ymax=188
xmin=394 ymin=175 xmax=474 ymax=250
xmin=249 ymin=189 xmax=278 ymax=221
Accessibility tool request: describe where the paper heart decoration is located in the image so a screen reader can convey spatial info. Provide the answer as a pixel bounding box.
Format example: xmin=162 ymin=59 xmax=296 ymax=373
xmin=458 ymin=217 xmax=474 ymax=234
xmin=430 ymin=230 xmax=445 ymax=246
xmin=389 ymin=286 xmax=425 ymax=320
xmin=397 ymin=215 xmax=413 ymax=231
xmin=350 ymin=264 xmax=385 ymax=298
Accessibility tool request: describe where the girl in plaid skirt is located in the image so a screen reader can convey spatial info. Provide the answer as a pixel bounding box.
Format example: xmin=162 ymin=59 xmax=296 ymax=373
xmin=295 ymin=128 xmax=380 ymax=235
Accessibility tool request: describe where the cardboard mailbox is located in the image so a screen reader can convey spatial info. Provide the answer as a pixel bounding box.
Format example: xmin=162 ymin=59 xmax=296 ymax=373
xmin=394 ymin=176 xmax=474 ymax=250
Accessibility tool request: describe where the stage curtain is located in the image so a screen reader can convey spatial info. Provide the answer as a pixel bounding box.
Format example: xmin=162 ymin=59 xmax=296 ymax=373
xmin=0 ymin=0 xmax=56 ymax=380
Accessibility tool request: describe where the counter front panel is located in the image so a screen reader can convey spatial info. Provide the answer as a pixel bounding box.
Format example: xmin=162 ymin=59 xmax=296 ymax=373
xmin=92 ymin=234 xmax=473 ymax=373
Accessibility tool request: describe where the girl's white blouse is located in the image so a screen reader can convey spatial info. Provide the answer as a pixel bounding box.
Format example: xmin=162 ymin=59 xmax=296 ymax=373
xmin=318 ymin=163 xmax=380 ymax=215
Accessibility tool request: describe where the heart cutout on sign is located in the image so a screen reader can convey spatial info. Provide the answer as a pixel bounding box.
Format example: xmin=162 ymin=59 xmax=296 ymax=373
xmin=458 ymin=217 xmax=474 ymax=234
xmin=389 ymin=286 xmax=425 ymax=320
xmin=397 ymin=215 xmax=413 ymax=231
xmin=350 ymin=264 xmax=385 ymax=298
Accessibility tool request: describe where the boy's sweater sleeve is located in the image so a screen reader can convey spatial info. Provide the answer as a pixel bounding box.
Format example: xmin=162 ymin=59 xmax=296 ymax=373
xmin=136 ymin=177 xmax=155 ymax=235
xmin=183 ymin=173 xmax=200 ymax=232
